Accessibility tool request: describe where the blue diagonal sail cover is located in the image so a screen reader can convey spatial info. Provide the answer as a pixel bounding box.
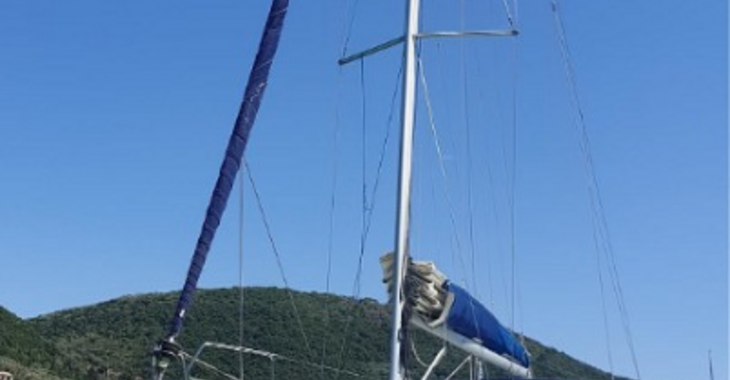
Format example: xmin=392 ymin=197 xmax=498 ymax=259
xmin=444 ymin=282 xmax=530 ymax=368
xmin=165 ymin=0 xmax=290 ymax=341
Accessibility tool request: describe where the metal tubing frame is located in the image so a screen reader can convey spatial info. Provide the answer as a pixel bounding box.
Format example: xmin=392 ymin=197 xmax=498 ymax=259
xmin=411 ymin=318 xmax=531 ymax=378
xmin=419 ymin=346 xmax=448 ymax=380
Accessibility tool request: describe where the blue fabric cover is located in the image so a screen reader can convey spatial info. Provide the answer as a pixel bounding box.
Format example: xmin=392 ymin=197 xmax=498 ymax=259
xmin=444 ymin=282 xmax=530 ymax=368
xmin=166 ymin=0 xmax=290 ymax=341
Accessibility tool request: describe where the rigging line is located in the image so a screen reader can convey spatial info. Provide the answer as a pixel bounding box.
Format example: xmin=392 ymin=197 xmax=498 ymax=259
xmin=460 ymin=0 xmax=485 ymax=347
xmin=356 ymin=58 xmax=368 ymax=298
xmin=338 ymin=58 xmax=374 ymax=379
xmin=592 ymin=215 xmax=616 ymax=379
xmin=551 ymin=2 xmax=641 ymax=379
xmin=461 ymin=0 xmax=480 ymax=300
xmin=326 ymin=3 xmax=362 ymax=376
xmin=422 ymin=43 xmax=459 ymax=276
xmin=362 ymin=64 xmax=404 ymax=248
xmin=468 ymin=24 xmax=513 ymax=318
xmin=553 ymin=0 xmax=627 ymax=350
xmin=238 ymin=165 xmax=245 ymax=380
xmin=417 ymin=56 xmax=470 ymax=289
xmin=470 ymin=48 xmax=501 ymax=313
xmin=332 ymin=61 xmax=404 ymax=380
xmin=321 ymin=65 xmax=345 ymax=380
xmin=350 ymin=61 xmax=404 ymax=297
xmin=497 ymin=0 xmax=515 ymax=27
xmin=243 ymin=160 xmax=315 ymax=361
xmin=429 ymin=41 xmax=454 ymax=270
xmin=359 ymin=63 xmax=403 ymax=244
xmin=475 ymin=30 xmax=519 ymax=329
xmin=338 ymin=0 xmax=361 ymax=58
xmin=353 ymin=62 xmax=403 ymax=292
xmin=508 ymin=20 xmax=519 ymax=334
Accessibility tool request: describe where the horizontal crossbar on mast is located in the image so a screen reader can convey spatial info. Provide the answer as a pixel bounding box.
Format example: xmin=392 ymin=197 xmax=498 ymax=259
xmin=338 ymin=29 xmax=518 ymax=65
xmin=417 ymin=29 xmax=518 ymax=39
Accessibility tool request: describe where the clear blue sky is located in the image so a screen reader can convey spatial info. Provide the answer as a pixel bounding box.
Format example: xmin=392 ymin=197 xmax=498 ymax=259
xmin=0 ymin=1 xmax=726 ymax=380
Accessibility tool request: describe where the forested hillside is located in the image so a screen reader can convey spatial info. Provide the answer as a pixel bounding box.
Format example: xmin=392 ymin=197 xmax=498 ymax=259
xmin=0 ymin=288 xmax=631 ymax=380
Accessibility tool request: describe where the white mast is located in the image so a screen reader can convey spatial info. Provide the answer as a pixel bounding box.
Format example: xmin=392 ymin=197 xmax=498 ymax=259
xmin=389 ymin=1 xmax=421 ymax=380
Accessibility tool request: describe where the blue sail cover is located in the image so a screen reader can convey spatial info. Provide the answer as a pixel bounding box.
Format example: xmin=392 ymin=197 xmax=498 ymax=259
xmin=165 ymin=0 xmax=290 ymax=341
xmin=444 ymin=282 xmax=530 ymax=368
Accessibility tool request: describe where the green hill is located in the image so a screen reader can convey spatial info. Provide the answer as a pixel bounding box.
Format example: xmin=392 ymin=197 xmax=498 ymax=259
xmin=0 ymin=288 xmax=632 ymax=380
xmin=0 ymin=306 xmax=78 ymax=380
xmin=0 ymin=306 xmax=52 ymax=365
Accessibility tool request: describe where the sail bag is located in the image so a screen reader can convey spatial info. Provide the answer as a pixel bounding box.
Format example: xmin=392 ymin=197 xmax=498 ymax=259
xmin=380 ymin=253 xmax=530 ymax=368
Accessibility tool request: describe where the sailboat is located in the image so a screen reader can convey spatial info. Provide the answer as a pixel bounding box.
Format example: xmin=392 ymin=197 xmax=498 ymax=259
xmin=152 ymin=0 xmax=533 ymax=379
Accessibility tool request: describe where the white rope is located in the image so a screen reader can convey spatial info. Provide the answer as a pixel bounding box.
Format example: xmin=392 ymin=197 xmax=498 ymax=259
xmin=409 ymin=338 xmax=432 ymax=368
